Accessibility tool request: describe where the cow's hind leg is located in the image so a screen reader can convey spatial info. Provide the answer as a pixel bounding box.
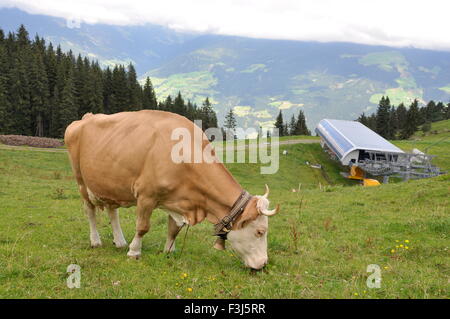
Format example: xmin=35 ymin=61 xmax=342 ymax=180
xmin=107 ymin=207 xmax=127 ymax=248
xmin=164 ymin=215 xmax=182 ymax=253
xmin=85 ymin=201 xmax=102 ymax=248
xmin=127 ymin=198 xmax=155 ymax=259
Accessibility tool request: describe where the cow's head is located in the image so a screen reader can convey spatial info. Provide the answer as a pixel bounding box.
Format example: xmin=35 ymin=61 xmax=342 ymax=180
xmin=225 ymin=185 xmax=279 ymax=270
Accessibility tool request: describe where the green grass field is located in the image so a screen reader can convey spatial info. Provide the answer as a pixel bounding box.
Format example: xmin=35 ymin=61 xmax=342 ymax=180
xmin=0 ymin=123 xmax=449 ymax=299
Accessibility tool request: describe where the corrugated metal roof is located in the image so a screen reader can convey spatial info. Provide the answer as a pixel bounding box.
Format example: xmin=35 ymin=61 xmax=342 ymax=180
xmin=315 ymin=119 xmax=404 ymax=161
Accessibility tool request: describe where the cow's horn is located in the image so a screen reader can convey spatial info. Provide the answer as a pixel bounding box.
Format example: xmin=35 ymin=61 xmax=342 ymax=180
xmin=263 ymin=184 xmax=269 ymax=198
xmin=260 ymin=204 xmax=280 ymax=216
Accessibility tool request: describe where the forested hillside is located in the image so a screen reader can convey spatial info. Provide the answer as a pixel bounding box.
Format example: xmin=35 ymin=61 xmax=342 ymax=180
xmin=357 ymin=96 xmax=450 ymax=140
xmin=0 ymin=25 xmax=218 ymax=138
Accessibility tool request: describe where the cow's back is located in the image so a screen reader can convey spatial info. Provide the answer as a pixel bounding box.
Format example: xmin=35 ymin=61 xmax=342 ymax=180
xmin=65 ymin=110 xmax=197 ymax=207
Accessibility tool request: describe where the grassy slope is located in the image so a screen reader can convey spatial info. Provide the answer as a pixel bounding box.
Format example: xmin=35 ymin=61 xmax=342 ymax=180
xmin=0 ymin=141 xmax=448 ymax=299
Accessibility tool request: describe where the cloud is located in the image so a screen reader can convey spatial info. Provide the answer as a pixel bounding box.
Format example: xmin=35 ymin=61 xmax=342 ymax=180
xmin=1 ymin=0 xmax=450 ymax=50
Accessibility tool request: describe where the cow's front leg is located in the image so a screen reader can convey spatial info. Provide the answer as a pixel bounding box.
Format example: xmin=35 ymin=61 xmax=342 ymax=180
xmin=85 ymin=201 xmax=102 ymax=247
xmin=107 ymin=207 xmax=127 ymax=248
xmin=127 ymin=198 xmax=155 ymax=259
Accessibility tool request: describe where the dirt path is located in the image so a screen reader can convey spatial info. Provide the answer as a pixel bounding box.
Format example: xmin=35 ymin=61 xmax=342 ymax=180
xmin=0 ymin=139 xmax=319 ymax=153
xmin=217 ymin=139 xmax=319 ymax=151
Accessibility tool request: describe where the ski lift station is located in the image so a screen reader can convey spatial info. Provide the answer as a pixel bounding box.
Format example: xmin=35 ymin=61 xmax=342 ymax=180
xmin=315 ymin=119 xmax=443 ymax=185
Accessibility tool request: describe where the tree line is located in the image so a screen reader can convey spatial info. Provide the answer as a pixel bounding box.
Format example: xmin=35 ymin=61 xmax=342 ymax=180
xmin=221 ymin=108 xmax=311 ymax=139
xmin=274 ymin=109 xmax=311 ymax=136
xmin=0 ymin=25 xmax=218 ymax=138
xmin=357 ymin=96 xmax=450 ymax=140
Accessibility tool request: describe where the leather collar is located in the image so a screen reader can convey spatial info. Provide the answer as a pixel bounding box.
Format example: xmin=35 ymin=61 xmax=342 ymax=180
xmin=213 ymin=190 xmax=252 ymax=239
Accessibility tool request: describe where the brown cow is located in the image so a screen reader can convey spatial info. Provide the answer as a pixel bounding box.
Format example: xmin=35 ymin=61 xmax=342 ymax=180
xmin=64 ymin=110 xmax=279 ymax=269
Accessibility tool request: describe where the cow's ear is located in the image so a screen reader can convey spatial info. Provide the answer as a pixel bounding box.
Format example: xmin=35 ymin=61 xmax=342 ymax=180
xmin=234 ymin=198 xmax=259 ymax=229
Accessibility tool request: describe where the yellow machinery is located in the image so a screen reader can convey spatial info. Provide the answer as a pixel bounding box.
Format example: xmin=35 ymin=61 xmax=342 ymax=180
xmin=348 ymin=165 xmax=380 ymax=187
xmin=363 ymin=178 xmax=381 ymax=187
xmin=348 ymin=165 xmax=364 ymax=180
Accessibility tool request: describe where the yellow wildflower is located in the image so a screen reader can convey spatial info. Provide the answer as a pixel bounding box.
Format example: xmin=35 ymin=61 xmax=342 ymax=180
xmin=405 ymin=240 xmax=409 ymax=243
xmin=187 ymin=287 xmax=193 ymax=292
xmin=391 ymin=249 xmax=395 ymax=253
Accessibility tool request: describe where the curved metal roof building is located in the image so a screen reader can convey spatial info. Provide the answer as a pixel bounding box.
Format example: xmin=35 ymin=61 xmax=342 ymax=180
xmin=315 ymin=119 xmax=404 ymax=166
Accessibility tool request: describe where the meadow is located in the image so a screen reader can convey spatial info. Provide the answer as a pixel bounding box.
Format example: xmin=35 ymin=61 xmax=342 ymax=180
xmin=0 ymin=121 xmax=448 ymax=298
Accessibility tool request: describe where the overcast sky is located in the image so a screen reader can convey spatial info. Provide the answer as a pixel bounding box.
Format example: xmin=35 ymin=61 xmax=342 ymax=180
xmin=1 ymin=0 xmax=450 ymax=51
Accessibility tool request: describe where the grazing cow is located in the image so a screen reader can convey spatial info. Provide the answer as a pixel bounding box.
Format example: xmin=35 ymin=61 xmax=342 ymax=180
xmin=64 ymin=110 xmax=279 ymax=269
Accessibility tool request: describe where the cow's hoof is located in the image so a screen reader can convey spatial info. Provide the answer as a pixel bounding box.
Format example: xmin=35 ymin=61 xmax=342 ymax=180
xmin=90 ymin=241 xmax=102 ymax=248
xmin=113 ymin=241 xmax=128 ymax=249
xmin=163 ymin=244 xmax=176 ymax=253
xmin=127 ymin=251 xmax=141 ymax=259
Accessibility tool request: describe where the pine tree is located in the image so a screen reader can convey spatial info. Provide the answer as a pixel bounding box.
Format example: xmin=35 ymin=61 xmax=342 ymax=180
xmin=142 ymin=77 xmax=157 ymax=109
xmin=16 ymin=25 xmax=30 ymax=48
xmin=173 ymin=92 xmax=186 ymax=116
xmin=293 ymin=110 xmax=310 ymax=135
xmin=127 ymin=63 xmax=142 ymax=110
xmin=357 ymin=112 xmax=369 ymax=127
xmin=0 ymin=44 xmax=10 ymax=134
xmin=396 ymin=103 xmax=407 ymax=134
xmin=274 ymin=110 xmax=284 ymax=136
xmin=80 ymin=61 xmax=103 ymax=115
xmin=58 ymin=70 xmax=78 ymax=136
xmin=288 ymin=114 xmax=296 ymax=136
xmin=401 ymin=99 xmax=420 ymax=139
xmin=388 ymin=106 xmax=398 ymax=140
xmin=0 ymin=72 xmax=9 ymax=134
xmin=29 ymin=51 xmax=49 ymax=136
xmin=199 ymin=97 xmax=217 ymax=131
xmin=186 ymin=100 xmax=196 ymax=121
xmin=74 ymin=55 xmax=88 ymax=116
xmin=44 ymin=42 xmax=57 ymax=97
xmin=423 ymin=100 xmax=436 ymax=123
xmin=111 ymin=65 xmax=129 ymax=113
xmin=102 ymin=67 xmax=113 ymax=114
xmin=224 ymin=108 xmax=237 ymax=139
xmin=8 ymin=55 xmax=32 ymax=135
xmin=434 ymin=102 xmax=445 ymax=122
xmin=162 ymin=95 xmax=173 ymax=112
xmin=49 ymin=86 xmax=61 ymax=137
xmin=283 ymin=123 xmax=289 ymax=137
xmin=376 ymin=96 xmax=392 ymax=138
xmin=366 ymin=114 xmax=377 ymax=131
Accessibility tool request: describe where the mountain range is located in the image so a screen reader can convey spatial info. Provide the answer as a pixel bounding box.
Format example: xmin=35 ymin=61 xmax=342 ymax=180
xmin=1 ymin=7 xmax=450 ymax=130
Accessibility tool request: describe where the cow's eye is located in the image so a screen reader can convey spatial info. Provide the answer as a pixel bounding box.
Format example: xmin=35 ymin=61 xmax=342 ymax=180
xmin=256 ymin=229 xmax=266 ymax=237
